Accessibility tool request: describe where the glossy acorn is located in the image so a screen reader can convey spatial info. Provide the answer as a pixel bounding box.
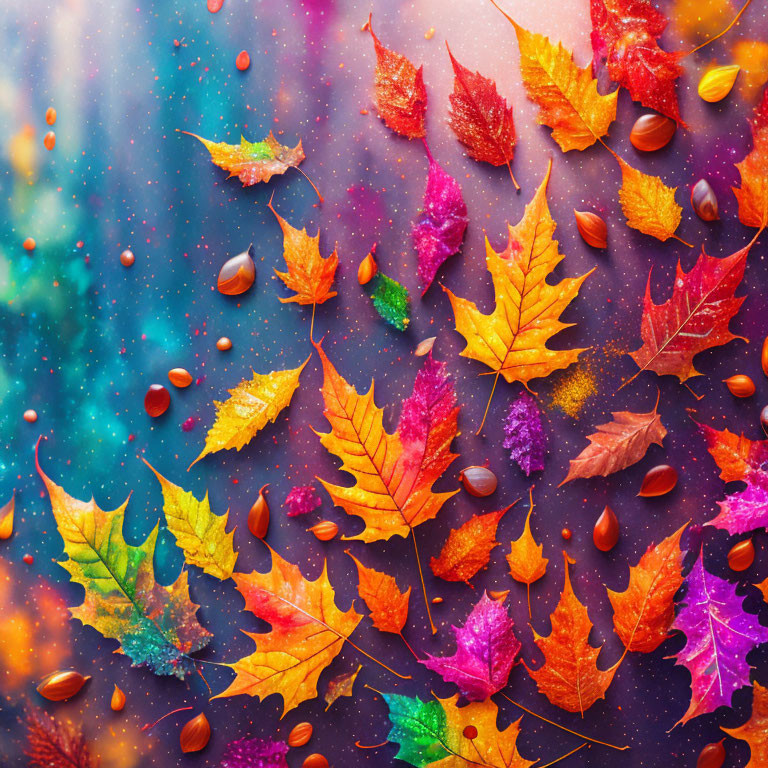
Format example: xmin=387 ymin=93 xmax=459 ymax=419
xmin=593 ymin=506 xmax=619 ymax=552
xmin=459 ymin=466 xmax=497 ymax=497
xmin=302 ymin=755 xmax=329 ymax=768
xmin=638 ymin=465 xmax=677 ymax=497
xmin=217 ymin=245 xmax=256 ymax=296
xmin=696 ymin=739 xmax=725 ymax=768
xmin=357 ymin=245 xmax=378 ymax=285
xmin=308 ymin=520 xmax=338 ymax=541
xmin=287 ymin=722 xmax=313 ymax=747
xmin=691 ymin=179 xmax=719 ymax=221
xmin=727 ymin=538 xmax=755 ymax=571
xmin=629 ymin=113 xmax=676 ymax=152
xmin=573 ymin=210 xmax=607 ymax=249
xmin=37 ymin=669 xmax=91 ymax=701
xmin=168 ymin=368 xmax=193 ymax=388
xmin=144 ymin=384 xmax=170 ymax=417
xmin=180 ymin=712 xmax=211 ymax=753
xmin=723 ymin=374 xmax=755 ymax=398
xmin=247 ymin=484 xmax=270 ymax=539
xmin=110 ymin=684 xmax=126 ymax=711
xmin=761 ymin=405 xmax=768 ymax=437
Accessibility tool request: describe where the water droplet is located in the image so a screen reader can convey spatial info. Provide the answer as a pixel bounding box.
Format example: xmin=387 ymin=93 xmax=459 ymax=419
xmin=593 ymin=506 xmax=619 ymax=552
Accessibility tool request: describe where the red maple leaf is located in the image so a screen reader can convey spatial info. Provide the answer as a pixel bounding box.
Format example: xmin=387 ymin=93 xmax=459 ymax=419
xmin=590 ymin=0 xmax=684 ymax=125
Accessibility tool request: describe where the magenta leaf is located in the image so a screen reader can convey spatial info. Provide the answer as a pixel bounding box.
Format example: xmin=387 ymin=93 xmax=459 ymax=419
xmin=709 ymin=479 xmax=768 ymax=535
xmin=412 ymin=144 xmax=468 ymax=295
xmin=284 ymin=485 xmax=321 ymax=517
xmin=420 ymin=592 xmax=521 ymax=701
xmin=219 ymin=737 xmax=289 ymax=768
xmin=671 ymin=553 xmax=768 ymax=726
xmin=503 ymin=391 xmax=547 ymax=475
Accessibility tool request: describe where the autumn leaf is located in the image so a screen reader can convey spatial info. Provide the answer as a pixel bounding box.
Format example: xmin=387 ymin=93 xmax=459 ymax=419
xmin=383 ymin=692 xmax=535 ymax=768
xmin=756 ymin=578 xmax=768 ymax=604
xmin=503 ymin=392 xmax=547 ymax=476
xmin=697 ymin=423 xmax=768 ymax=535
xmin=733 ymin=86 xmax=768 ymax=229
xmin=347 ymin=550 xmax=411 ymax=636
xmin=324 ymin=664 xmax=362 ymax=711
xmin=722 ymin=681 xmax=768 ymax=768
xmin=421 ymin=592 xmax=521 ymax=701
xmin=430 ymin=506 xmax=511 ymax=586
xmin=36 ymin=441 xmax=211 ymax=679
xmin=370 ymin=271 xmax=412 ymax=330
xmin=616 ymin=157 xmax=684 ymax=243
xmin=25 ymin=708 xmax=97 ymax=768
xmin=368 ymin=14 xmax=426 ymax=139
xmin=214 ymin=546 xmax=362 ymax=716
xmin=496 ymin=9 xmax=617 ymax=152
xmin=446 ymin=43 xmax=519 ymax=187
xmin=191 ymin=355 xmax=310 ymax=468
xmin=444 ymin=161 xmax=593 ymax=417
xmin=413 ymin=143 xmax=468 ymax=294
xmin=506 ymin=490 xmax=548 ymax=617
xmin=220 ymin=737 xmax=289 ymax=768
xmin=528 ymin=553 xmax=618 ymax=715
xmin=143 ymin=459 xmax=237 ymax=580
xmin=181 ymin=130 xmax=305 ymax=186
xmin=607 ymin=522 xmax=688 ymax=653
xmin=269 ymin=196 xmax=338 ymax=314
xmin=560 ymin=396 xmax=666 ymax=485
xmin=590 ymin=0 xmax=684 ymax=124
xmin=671 ymin=552 xmax=768 ymax=726
xmin=623 ymin=245 xmax=750 ymax=388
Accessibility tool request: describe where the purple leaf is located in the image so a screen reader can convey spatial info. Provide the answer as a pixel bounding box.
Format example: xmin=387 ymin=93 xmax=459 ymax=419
xmin=671 ymin=553 xmax=768 ymax=726
xmin=707 ymin=477 xmax=768 ymax=535
xmin=420 ymin=592 xmax=521 ymax=701
xmin=284 ymin=485 xmax=321 ymax=517
xmin=412 ymin=144 xmax=468 ymax=295
xmin=219 ymin=737 xmax=289 ymax=768
xmin=503 ymin=391 xmax=547 ymax=475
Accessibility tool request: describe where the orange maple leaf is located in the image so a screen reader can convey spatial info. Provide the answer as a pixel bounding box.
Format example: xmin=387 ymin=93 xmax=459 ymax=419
xmin=430 ymin=505 xmax=513 ymax=587
xmin=722 ymin=681 xmax=768 ymax=767
xmin=313 ymin=343 xmax=459 ymax=632
xmin=734 ymin=88 xmax=768 ymax=229
xmin=607 ymin=522 xmax=688 ymax=653
xmin=443 ymin=160 xmax=593 ymax=432
xmin=528 ymin=553 xmax=618 ymax=715
xmin=506 ymin=489 xmax=548 ymax=618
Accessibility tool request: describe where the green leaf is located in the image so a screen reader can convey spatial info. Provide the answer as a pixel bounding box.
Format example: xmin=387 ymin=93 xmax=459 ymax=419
xmin=383 ymin=694 xmax=448 ymax=767
xmin=371 ymin=272 xmax=411 ymax=331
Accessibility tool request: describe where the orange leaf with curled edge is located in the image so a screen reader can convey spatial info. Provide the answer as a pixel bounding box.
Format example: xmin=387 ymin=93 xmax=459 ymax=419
xmin=430 ymin=505 xmax=514 ymax=586
xmin=722 ymin=681 xmax=768 ymax=767
xmin=269 ymin=196 xmax=338 ymax=306
xmin=506 ymin=490 xmax=548 ymax=617
xmin=443 ymin=160 xmax=594 ymax=389
xmin=734 ymin=87 xmax=768 ymax=229
xmin=368 ymin=14 xmax=426 ymax=139
xmin=346 ymin=550 xmax=411 ymax=635
xmin=607 ymin=522 xmax=688 ymax=653
xmin=213 ymin=545 xmax=362 ymax=717
xmin=528 ymin=552 xmax=619 ymax=715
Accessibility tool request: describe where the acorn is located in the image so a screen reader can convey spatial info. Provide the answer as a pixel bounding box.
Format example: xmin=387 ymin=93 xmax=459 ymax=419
xmin=168 ymin=368 xmax=193 ymax=388
xmin=110 ymin=684 xmax=126 ymax=711
xmin=302 ymin=754 xmax=329 ymax=768
xmin=459 ymin=466 xmax=497 ymax=497
xmin=573 ymin=210 xmax=607 ymax=249
xmin=593 ymin=506 xmax=619 ymax=552
xmin=357 ymin=244 xmax=378 ymax=285
xmin=247 ymin=484 xmax=270 ymax=539
xmin=180 ymin=712 xmax=211 ymax=753
xmin=308 ymin=520 xmax=338 ymax=541
xmin=724 ymin=374 xmax=755 ymax=398
xmin=288 ymin=722 xmax=313 ymax=747
xmin=629 ymin=113 xmax=676 ymax=151
xmin=727 ymin=539 xmax=755 ymax=572
xmin=698 ymin=65 xmax=740 ymax=102
xmin=691 ymin=179 xmax=719 ymax=221
xmin=37 ymin=669 xmax=91 ymax=701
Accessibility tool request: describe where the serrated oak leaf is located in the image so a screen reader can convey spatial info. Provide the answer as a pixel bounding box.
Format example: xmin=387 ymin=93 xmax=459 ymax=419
xmin=383 ymin=692 xmax=535 ymax=768
xmin=607 ymin=522 xmax=688 ymax=652
xmin=733 ymin=87 xmax=768 ymax=228
xmin=444 ymin=161 xmax=593 ymax=388
xmin=25 ymin=708 xmax=97 ymax=768
xmin=722 ymin=681 xmax=768 ymax=767
xmin=625 ymin=245 xmax=749 ymax=387
xmin=143 ymin=459 xmax=237 ymax=580
xmin=590 ymin=0 xmax=684 ymax=124
xmin=430 ymin=506 xmax=511 ymax=586
xmin=421 ymin=592 xmax=521 ymax=701
xmin=214 ymin=546 xmax=362 ymax=716
xmin=181 ymin=130 xmax=305 ymax=186
xmin=269 ymin=198 xmax=338 ymax=307
xmin=368 ymin=15 xmax=426 ymax=139
xmin=528 ymin=553 xmax=618 ymax=714
xmin=671 ymin=552 xmax=768 ymax=726
xmin=446 ymin=44 xmax=519 ymax=186
xmin=191 ymin=356 xmax=310 ymax=467
xmin=560 ymin=398 xmax=666 ymax=485
xmin=36 ymin=444 xmax=211 ymax=679
xmin=347 ymin=550 xmax=411 ymax=635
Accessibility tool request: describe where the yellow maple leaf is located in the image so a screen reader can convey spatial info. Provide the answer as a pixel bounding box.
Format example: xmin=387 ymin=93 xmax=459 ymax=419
xmin=143 ymin=459 xmax=237 ymax=580
xmin=444 ymin=161 xmax=593 ymax=414
xmin=190 ymin=356 xmax=310 ymax=468
xmin=617 ymin=158 xmax=686 ymax=243
xmin=503 ymin=11 xmax=617 ymax=152
xmin=214 ymin=546 xmax=361 ymax=716
xmin=506 ymin=489 xmax=548 ymax=618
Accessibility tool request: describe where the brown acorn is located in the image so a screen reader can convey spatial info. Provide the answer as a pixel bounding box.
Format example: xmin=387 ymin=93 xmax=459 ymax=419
xmin=691 ymin=179 xmax=719 ymax=221
xmin=247 ymin=484 xmax=270 ymax=539
xmin=217 ymin=245 xmax=256 ymax=296
xmin=727 ymin=539 xmax=755 ymax=572
xmin=761 ymin=405 xmax=768 ymax=437
xmin=629 ymin=113 xmax=676 ymax=151
xmin=288 ymin=722 xmax=313 ymax=748
xmin=638 ymin=465 xmax=678 ymax=497
xmin=308 ymin=520 xmax=338 ymax=541
xmin=593 ymin=506 xmax=619 ymax=552
xmin=180 ymin=712 xmax=211 ymax=753
xmin=723 ymin=374 xmax=755 ymax=398
xmin=696 ymin=739 xmax=726 ymax=768
xmin=37 ymin=669 xmax=91 ymax=701
xmin=302 ymin=754 xmax=329 ymax=768
xmin=168 ymin=368 xmax=193 ymax=388
xmin=459 ymin=466 xmax=497 ymax=497
xmin=357 ymin=244 xmax=378 ymax=285
xmin=110 ymin=684 xmax=126 ymax=711
xmin=573 ymin=210 xmax=607 ymax=249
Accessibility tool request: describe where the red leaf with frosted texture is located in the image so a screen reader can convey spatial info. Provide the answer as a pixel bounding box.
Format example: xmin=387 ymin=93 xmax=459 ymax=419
xmin=590 ymin=0 xmax=684 ymax=125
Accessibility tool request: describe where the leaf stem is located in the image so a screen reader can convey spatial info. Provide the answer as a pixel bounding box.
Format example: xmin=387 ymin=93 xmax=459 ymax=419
xmin=499 ymin=692 xmax=630 ymax=751
xmin=671 ymin=234 xmax=694 ymax=248
xmin=293 ymin=165 xmax=324 ymax=204
xmin=506 ymin=160 xmax=521 ymax=192
xmin=412 ymin=527 xmax=438 ymax=635
xmin=539 ymin=742 xmax=590 ymax=768
xmin=475 ymin=371 xmax=500 ymax=436
xmin=683 ymin=0 xmax=753 ymax=56
xmin=141 ymin=706 xmax=193 ymax=732
xmin=399 ymin=632 xmax=421 ymax=660
xmin=310 ymin=301 xmax=317 ymax=344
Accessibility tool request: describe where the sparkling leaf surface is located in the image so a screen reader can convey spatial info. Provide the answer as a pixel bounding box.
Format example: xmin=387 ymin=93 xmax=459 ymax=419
xmin=503 ymin=391 xmax=547 ymax=475
xmin=347 ymin=551 xmax=411 ymax=635
xmin=734 ymin=87 xmax=768 ymax=228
